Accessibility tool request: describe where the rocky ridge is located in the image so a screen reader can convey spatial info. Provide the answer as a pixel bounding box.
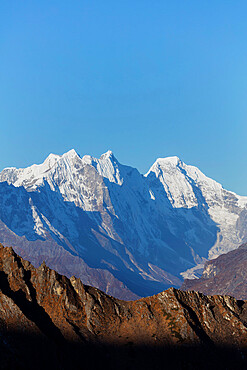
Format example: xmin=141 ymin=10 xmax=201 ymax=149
xmin=182 ymin=243 xmax=247 ymax=300
xmin=0 ymin=244 xmax=246 ymax=369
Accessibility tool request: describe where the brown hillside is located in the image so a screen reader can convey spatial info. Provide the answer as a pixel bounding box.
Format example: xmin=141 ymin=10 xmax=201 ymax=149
xmin=0 ymin=244 xmax=246 ymax=369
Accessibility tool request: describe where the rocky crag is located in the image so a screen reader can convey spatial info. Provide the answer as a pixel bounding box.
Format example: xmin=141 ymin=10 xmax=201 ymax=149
xmin=0 ymin=244 xmax=246 ymax=369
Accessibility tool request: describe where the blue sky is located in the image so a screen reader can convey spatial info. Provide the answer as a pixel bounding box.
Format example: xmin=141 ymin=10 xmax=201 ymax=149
xmin=0 ymin=1 xmax=247 ymax=194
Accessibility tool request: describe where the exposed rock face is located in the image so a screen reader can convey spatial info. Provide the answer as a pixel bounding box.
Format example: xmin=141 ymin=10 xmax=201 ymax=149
xmin=0 ymin=244 xmax=246 ymax=369
xmin=182 ymin=243 xmax=247 ymax=300
xmin=0 ymin=150 xmax=247 ymax=299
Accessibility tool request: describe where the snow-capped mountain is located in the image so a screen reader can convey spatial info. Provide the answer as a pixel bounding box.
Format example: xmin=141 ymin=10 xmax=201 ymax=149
xmin=146 ymin=156 xmax=247 ymax=277
xmin=0 ymin=149 xmax=246 ymax=299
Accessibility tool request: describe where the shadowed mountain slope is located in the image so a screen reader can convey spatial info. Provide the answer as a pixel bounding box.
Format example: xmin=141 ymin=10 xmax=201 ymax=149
xmin=182 ymin=243 xmax=247 ymax=300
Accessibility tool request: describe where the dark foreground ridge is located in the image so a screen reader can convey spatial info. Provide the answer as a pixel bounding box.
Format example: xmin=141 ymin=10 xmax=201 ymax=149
xmin=0 ymin=243 xmax=246 ymax=370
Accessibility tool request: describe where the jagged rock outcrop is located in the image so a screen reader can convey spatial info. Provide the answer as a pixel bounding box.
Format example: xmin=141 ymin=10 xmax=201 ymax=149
xmin=0 ymin=244 xmax=246 ymax=369
xmin=182 ymin=243 xmax=247 ymax=300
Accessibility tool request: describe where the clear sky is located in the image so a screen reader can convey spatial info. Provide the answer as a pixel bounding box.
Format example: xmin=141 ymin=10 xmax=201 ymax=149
xmin=1 ymin=1 xmax=247 ymax=195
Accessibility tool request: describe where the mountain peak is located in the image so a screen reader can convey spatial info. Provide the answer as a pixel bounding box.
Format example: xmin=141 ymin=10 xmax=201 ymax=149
xmin=155 ymin=156 xmax=182 ymax=166
xmin=62 ymin=149 xmax=81 ymax=159
xmin=44 ymin=152 xmax=61 ymax=163
xmin=100 ymin=150 xmax=116 ymax=160
xmin=43 ymin=149 xmax=80 ymax=166
xmin=145 ymin=156 xmax=183 ymax=177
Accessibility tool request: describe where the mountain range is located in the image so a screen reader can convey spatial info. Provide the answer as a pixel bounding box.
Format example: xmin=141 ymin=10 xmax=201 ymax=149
xmin=0 ymin=149 xmax=246 ymax=299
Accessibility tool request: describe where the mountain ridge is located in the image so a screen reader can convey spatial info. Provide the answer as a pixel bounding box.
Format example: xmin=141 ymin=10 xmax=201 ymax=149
xmin=182 ymin=243 xmax=247 ymax=299
xmin=0 ymin=243 xmax=246 ymax=369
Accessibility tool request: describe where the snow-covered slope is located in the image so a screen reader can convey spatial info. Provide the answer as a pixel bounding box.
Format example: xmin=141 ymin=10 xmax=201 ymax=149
xmin=0 ymin=150 xmax=246 ymax=298
xmin=146 ymin=157 xmax=247 ymax=265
